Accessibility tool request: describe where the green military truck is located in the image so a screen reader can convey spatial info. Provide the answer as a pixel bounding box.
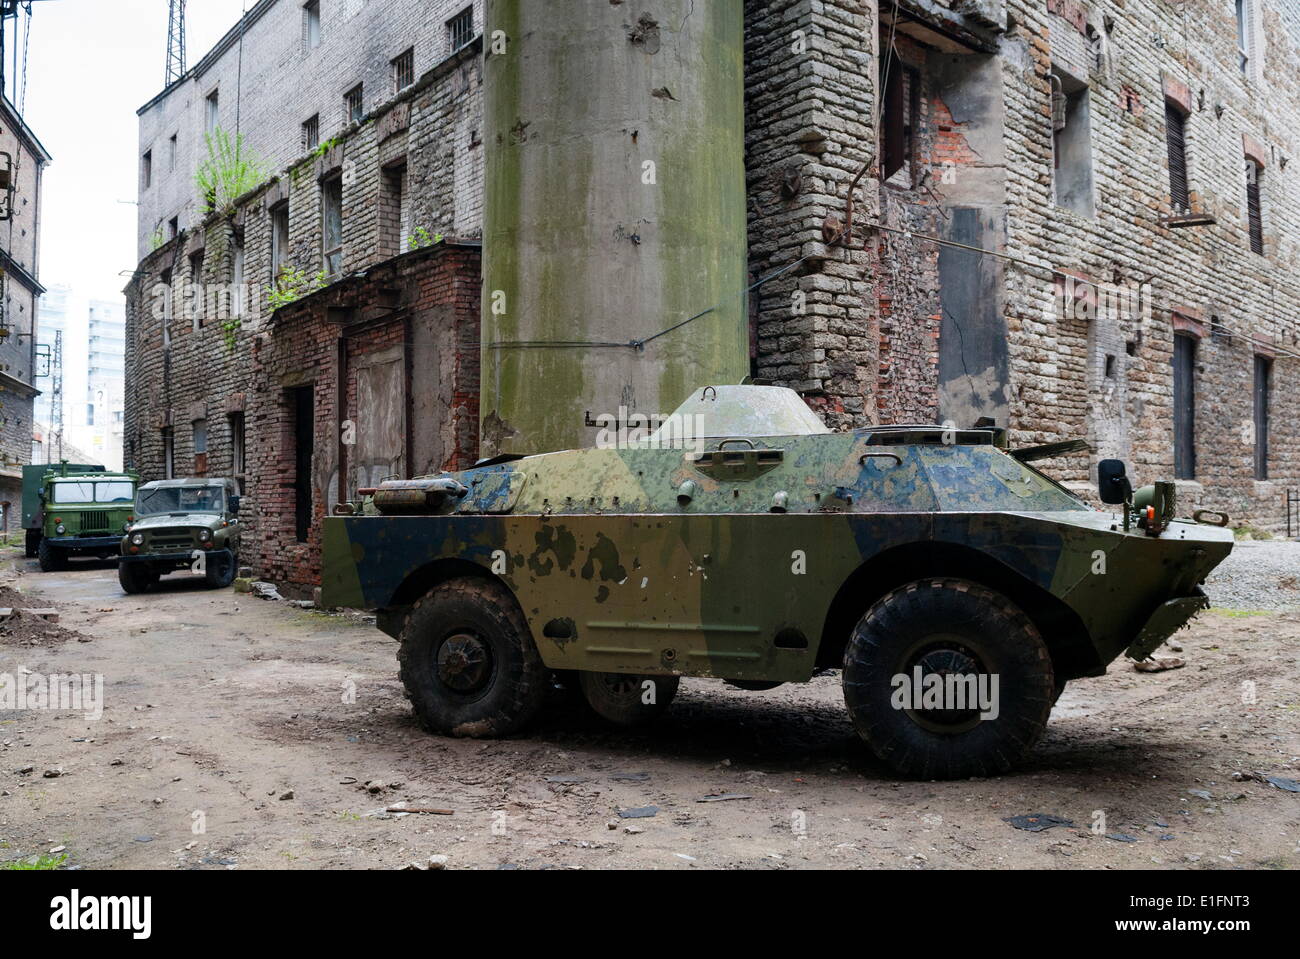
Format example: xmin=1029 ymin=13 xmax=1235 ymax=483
xmin=118 ymin=478 xmax=242 ymax=593
xmin=23 ymin=464 xmax=139 ymax=572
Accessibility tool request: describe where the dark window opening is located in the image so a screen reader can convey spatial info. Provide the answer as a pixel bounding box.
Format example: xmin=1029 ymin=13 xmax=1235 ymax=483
xmin=1165 ymin=102 xmax=1190 ymax=212
xmin=1104 ymin=355 xmax=1116 ymax=378
xmin=302 ymin=113 xmax=320 ymax=152
xmin=880 ymin=57 xmax=918 ymax=188
xmin=1246 ymin=161 xmax=1264 ymax=255
xmin=230 ymin=412 xmax=246 ymax=494
xmin=345 ymin=83 xmax=364 ymax=125
xmin=1254 ymin=354 xmax=1271 ymax=480
xmin=291 ymin=386 xmax=315 ymax=543
xmin=141 ymin=150 xmax=152 ymax=190
xmin=1173 ymin=334 xmax=1197 ymax=480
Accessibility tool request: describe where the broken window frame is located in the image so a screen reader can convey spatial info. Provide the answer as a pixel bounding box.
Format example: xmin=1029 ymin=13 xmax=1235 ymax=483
xmin=270 ymin=202 xmax=290 ymax=286
xmin=229 ymin=412 xmax=247 ymax=494
xmin=880 ymin=57 xmax=919 ymax=189
xmin=321 ymin=174 xmax=344 ymax=278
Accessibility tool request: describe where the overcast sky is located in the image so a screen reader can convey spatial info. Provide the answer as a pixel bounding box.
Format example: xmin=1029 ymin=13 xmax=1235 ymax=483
xmin=22 ymin=0 xmax=250 ymax=301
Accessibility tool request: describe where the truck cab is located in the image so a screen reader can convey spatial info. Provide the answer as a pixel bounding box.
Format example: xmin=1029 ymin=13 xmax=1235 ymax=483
xmin=30 ymin=467 xmax=139 ymax=572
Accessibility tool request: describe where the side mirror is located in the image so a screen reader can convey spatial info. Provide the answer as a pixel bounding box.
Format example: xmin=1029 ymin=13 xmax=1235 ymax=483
xmin=1097 ymin=459 xmax=1133 ymax=506
xmin=229 ymin=495 xmax=241 ymax=516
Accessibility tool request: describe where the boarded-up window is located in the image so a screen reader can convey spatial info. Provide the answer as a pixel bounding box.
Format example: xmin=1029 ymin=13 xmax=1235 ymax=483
xmin=1254 ymin=355 xmax=1271 ymax=480
xmin=352 ymin=350 xmax=407 ymax=497
xmin=1246 ymin=161 xmax=1264 ymax=255
xmin=1165 ymin=103 xmax=1189 ymax=212
xmin=1173 ymin=334 xmax=1197 ymax=480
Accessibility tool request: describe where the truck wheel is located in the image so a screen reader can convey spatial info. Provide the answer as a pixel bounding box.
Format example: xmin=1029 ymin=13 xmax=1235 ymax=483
xmin=24 ymin=529 xmax=39 ymax=559
xmin=842 ymin=578 xmax=1055 ymax=780
xmin=205 ymin=552 xmax=237 ymax=589
xmin=119 ymin=563 xmax=153 ymax=594
xmin=578 ymin=672 xmax=680 ymax=726
xmin=398 ymin=578 xmax=548 ymax=739
xmin=37 ymin=538 xmax=66 ymax=572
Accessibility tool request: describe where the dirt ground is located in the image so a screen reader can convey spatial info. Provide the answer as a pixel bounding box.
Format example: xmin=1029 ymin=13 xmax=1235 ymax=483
xmin=2 ymin=551 xmax=1298 ymax=871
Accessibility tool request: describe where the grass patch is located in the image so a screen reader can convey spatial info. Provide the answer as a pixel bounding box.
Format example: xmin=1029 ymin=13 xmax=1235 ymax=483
xmin=1 ymin=853 xmax=68 ymax=870
xmin=1210 ymin=608 xmax=1273 ymax=618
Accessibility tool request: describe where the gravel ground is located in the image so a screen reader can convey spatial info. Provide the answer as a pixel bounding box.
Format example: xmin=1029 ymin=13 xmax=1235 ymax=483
xmin=1205 ymin=538 xmax=1300 ymax=612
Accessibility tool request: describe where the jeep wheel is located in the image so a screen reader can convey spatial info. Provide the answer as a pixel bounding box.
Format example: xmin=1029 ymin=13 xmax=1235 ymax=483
xmin=397 ymin=578 xmax=548 ymax=739
xmin=119 ymin=562 xmax=153 ymax=594
xmin=204 ymin=552 xmax=237 ymax=589
xmin=579 ymin=672 xmax=680 ymax=726
xmin=842 ymin=578 xmax=1055 ymax=780
xmin=37 ymin=538 xmax=66 ymax=572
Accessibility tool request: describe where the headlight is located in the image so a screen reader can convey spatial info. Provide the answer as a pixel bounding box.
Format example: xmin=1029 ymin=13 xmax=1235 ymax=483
xmin=55 ymin=524 xmax=66 ymax=535
xmin=131 ymin=533 xmax=145 ymax=546
xmin=198 ymin=528 xmax=213 ymax=543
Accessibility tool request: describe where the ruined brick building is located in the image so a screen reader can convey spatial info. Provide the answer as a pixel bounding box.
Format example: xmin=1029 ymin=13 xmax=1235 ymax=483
xmin=0 ymin=93 xmax=49 ymax=532
xmin=126 ymin=0 xmax=1299 ymax=594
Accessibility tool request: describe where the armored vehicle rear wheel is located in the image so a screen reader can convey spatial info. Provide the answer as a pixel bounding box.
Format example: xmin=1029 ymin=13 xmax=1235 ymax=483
xmin=843 ymin=578 xmax=1054 ymax=780
xmin=37 ymin=538 xmax=66 ymax=572
xmin=119 ymin=562 xmax=153 ymax=594
xmin=398 ymin=578 xmax=548 ymax=739
xmin=579 ymin=672 xmax=680 ymax=726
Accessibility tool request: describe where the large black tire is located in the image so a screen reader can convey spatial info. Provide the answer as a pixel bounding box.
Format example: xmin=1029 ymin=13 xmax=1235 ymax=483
xmin=204 ymin=551 xmax=237 ymax=589
xmin=37 ymin=537 xmax=66 ymax=572
xmin=119 ymin=562 xmax=153 ymax=594
xmin=397 ymin=578 xmax=548 ymax=739
xmin=843 ymin=578 xmax=1055 ymax=780
xmin=578 ymin=672 xmax=680 ymax=726
xmin=24 ymin=529 xmax=39 ymax=559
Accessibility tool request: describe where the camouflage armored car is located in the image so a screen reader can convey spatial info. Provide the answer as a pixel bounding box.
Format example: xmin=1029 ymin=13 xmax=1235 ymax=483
xmin=321 ymin=386 xmax=1233 ymax=779
xmin=119 ymin=479 xmax=242 ymax=593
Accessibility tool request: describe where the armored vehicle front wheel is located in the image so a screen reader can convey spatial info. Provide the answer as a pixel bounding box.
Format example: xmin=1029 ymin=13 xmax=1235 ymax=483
xmin=843 ymin=578 xmax=1055 ymax=780
xmin=398 ymin=577 xmax=548 ymax=739
xmin=578 ymin=672 xmax=680 ymax=726
xmin=118 ymin=562 xmax=154 ymax=594
xmin=37 ymin=538 xmax=66 ymax=572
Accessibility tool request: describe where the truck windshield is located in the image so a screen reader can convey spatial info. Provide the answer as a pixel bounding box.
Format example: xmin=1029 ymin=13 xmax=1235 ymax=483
xmin=51 ymin=480 xmax=135 ymax=504
xmin=136 ymin=486 xmax=225 ymax=515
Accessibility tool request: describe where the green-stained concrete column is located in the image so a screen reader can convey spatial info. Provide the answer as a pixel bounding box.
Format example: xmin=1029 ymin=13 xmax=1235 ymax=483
xmin=481 ymin=0 xmax=749 ymax=456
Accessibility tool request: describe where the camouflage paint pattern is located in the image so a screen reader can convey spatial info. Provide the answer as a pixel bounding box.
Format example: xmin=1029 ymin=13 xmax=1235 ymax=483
xmin=322 ymin=393 xmax=1233 ymax=684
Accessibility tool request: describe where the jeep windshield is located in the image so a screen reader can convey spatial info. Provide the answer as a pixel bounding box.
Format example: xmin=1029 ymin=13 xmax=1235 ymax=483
xmin=136 ymin=485 xmax=226 ymax=516
xmin=51 ymin=480 xmax=135 ymax=505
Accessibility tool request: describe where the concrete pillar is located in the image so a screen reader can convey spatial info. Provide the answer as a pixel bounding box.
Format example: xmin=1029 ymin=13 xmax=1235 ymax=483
xmin=481 ymin=0 xmax=748 ymax=455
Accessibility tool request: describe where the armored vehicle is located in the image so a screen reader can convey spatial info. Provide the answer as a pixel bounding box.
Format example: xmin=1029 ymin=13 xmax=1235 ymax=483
xmin=119 ymin=479 xmax=242 ymax=593
xmin=26 ymin=465 xmax=138 ymax=572
xmin=321 ymin=386 xmax=1233 ymax=779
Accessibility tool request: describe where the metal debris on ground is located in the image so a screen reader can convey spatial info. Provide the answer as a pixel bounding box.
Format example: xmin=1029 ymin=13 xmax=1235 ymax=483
xmin=1134 ymin=657 xmax=1185 ymax=673
xmin=1004 ymin=814 xmax=1075 ymax=832
xmin=697 ymin=793 xmax=754 ymax=803
xmin=618 ymin=806 xmax=659 ymax=819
